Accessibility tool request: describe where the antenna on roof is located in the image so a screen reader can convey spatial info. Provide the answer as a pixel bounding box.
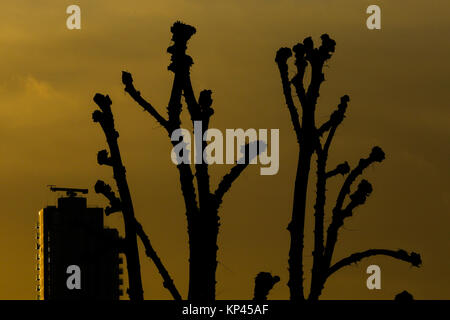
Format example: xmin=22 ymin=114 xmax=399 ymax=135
xmin=47 ymin=185 xmax=88 ymax=197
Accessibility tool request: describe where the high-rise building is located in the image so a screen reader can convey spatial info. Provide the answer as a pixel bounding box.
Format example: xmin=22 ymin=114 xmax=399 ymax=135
xmin=37 ymin=187 xmax=123 ymax=300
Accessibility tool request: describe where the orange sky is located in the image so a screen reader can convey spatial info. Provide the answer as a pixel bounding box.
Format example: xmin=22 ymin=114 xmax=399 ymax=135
xmin=0 ymin=0 xmax=449 ymax=299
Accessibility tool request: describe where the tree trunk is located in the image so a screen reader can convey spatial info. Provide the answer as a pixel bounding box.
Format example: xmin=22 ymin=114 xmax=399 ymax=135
xmin=188 ymin=212 xmax=219 ymax=301
xmin=309 ymin=153 xmax=327 ymax=300
xmin=287 ymin=145 xmax=313 ymax=301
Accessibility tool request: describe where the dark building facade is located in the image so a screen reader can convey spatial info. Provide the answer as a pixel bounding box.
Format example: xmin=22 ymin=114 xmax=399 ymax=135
xmin=37 ymin=192 xmax=122 ymax=300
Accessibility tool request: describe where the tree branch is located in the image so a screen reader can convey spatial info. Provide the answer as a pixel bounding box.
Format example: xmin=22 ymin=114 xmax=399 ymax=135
xmin=94 ymin=180 xmax=122 ymax=216
xmin=184 ymin=84 xmax=212 ymax=212
xmin=123 ymin=22 xmax=200 ymax=221
xmin=198 ymin=90 xmax=214 ymax=128
xmin=122 ymin=71 xmax=169 ymax=130
xmin=325 ymin=162 xmax=350 ymax=179
xmin=318 ymin=148 xmax=386 ymax=300
xmin=334 ymin=146 xmax=385 ymax=214
xmin=95 ymin=178 xmax=182 ymax=301
xmin=214 ymin=143 xmax=262 ymax=207
xmin=309 ymin=96 xmax=350 ymax=300
xmin=305 ymin=35 xmax=336 ymax=108
xmin=341 ymin=179 xmax=373 ymax=217
xmin=310 ymin=94 xmax=349 ymax=300
xmin=214 ymin=163 xmax=248 ymax=207
xmin=323 ymin=178 xmax=374 ymax=274
xmin=196 ymin=93 xmax=215 ymax=207
xmin=327 ymin=249 xmax=422 ymax=278
xmin=165 ymin=22 xmax=201 ymax=221
xmin=291 ymin=43 xmax=307 ymax=106
xmin=166 ymin=21 xmax=196 ymax=129
xmin=318 ymin=95 xmax=349 ymax=138
xmin=275 ymin=48 xmax=301 ymax=144
xmin=93 ymin=93 xmax=144 ymax=300
xmin=182 ymin=72 xmax=202 ymax=121
xmin=134 ymin=219 xmax=182 ymax=301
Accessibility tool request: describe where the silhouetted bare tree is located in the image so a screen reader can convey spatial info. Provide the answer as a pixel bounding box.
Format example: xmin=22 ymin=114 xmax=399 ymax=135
xmin=92 ymin=94 xmax=180 ymax=300
xmin=275 ymin=35 xmax=421 ymax=300
xmin=121 ymin=22 xmax=258 ymax=301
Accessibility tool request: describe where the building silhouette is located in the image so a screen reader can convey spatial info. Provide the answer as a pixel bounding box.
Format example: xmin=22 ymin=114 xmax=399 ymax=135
xmin=37 ymin=187 xmax=123 ymax=300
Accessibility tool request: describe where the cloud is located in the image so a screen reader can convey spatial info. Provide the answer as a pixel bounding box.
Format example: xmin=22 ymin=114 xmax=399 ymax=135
xmin=23 ymin=75 xmax=55 ymax=99
xmin=0 ymin=74 xmax=77 ymax=129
